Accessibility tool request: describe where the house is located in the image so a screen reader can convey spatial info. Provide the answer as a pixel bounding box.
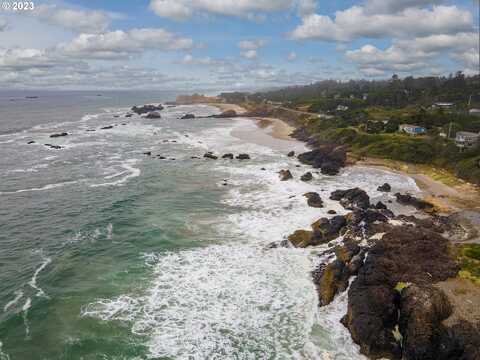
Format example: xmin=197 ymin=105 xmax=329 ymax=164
xmin=399 ymin=124 xmax=426 ymax=135
xmin=432 ymin=102 xmax=454 ymax=110
xmin=455 ymin=131 xmax=480 ymax=148
xmin=469 ymin=109 xmax=480 ymax=116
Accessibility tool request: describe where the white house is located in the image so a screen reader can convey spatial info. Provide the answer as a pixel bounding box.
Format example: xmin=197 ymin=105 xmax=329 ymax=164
xmin=455 ymin=131 xmax=480 ymax=148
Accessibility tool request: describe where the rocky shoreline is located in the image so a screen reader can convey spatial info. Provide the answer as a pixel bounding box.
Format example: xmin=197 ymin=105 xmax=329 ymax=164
xmin=274 ymin=127 xmax=480 ymax=359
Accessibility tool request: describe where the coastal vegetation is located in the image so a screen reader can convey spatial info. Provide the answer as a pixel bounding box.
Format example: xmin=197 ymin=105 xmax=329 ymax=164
xmin=222 ymin=73 xmax=480 ymax=185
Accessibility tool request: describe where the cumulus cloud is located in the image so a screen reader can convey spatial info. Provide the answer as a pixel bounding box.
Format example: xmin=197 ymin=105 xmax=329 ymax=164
xmin=30 ymin=4 xmax=116 ymax=33
xmin=149 ymin=0 xmax=305 ymax=20
xmin=346 ymin=32 xmax=479 ymax=76
xmin=238 ymin=39 xmax=266 ymax=59
xmin=57 ymin=28 xmax=194 ymax=59
xmin=290 ymin=5 xmax=473 ymax=42
xmin=180 ymin=54 xmax=225 ymax=65
xmin=364 ymin=0 xmax=444 ymax=14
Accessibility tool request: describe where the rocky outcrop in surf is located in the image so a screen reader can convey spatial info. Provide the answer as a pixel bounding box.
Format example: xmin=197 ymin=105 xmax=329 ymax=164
xmin=131 ymin=104 xmax=164 ymax=115
xmin=297 ymin=145 xmax=347 ymax=176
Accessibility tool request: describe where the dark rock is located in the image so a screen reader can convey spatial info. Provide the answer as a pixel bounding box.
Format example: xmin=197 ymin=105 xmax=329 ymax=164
xmin=131 ymin=104 xmax=164 ymax=115
xmin=279 ymin=169 xmax=293 ymax=181
xmin=343 ymin=226 xmax=459 ymax=359
xmin=377 ymin=183 xmax=392 ymax=192
xmin=144 ymin=111 xmax=161 ymax=119
xmin=313 ymin=260 xmax=350 ymax=306
xmin=125 ymin=113 xmax=133 ymax=118
xmin=330 ymin=188 xmax=370 ymax=210
xmin=236 ymin=154 xmax=250 ymax=160
xmin=327 ymin=210 xmax=337 ymax=215
xmin=311 ymin=215 xmax=347 ymax=243
xmin=222 ymin=153 xmax=234 ymax=159
xmin=437 ymin=321 xmax=480 ymax=360
xmin=27 ymin=140 xmax=35 ymax=144
xmin=157 ymin=156 xmax=166 ymax=159
xmin=143 ymin=151 xmax=152 ymax=156
xmin=399 ymin=285 xmax=452 ymax=360
xmin=287 ymin=151 xmax=295 ymax=157
xmin=300 ymin=172 xmax=313 ymax=182
xmin=181 ymin=114 xmax=195 ymax=119
xmin=101 ymin=125 xmax=114 ymax=130
xmin=50 ymin=132 xmax=68 ymax=138
xmin=375 ymin=201 xmax=388 ymax=210
xmin=114 ymin=115 xmax=119 ymax=118
xmin=261 ymin=167 xmax=266 ymax=171
xmin=298 ymin=145 xmax=346 ymax=176
xmin=395 ymin=193 xmax=434 ymax=212
xmin=204 ymin=152 xmax=218 ymax=160
xmin=266 ymin=240 xmax=291 ymax=249
xmin=304 ymin=192 xmax=323 ymax=208
xmin=86 ymin=129 xmax=96 ymax=132
xmin=44 ymin=144 xmax=62 ymax=149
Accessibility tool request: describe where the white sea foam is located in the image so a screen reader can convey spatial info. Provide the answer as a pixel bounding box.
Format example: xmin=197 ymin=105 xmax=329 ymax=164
xmin=0 ymin=181 xmax=78 ymax=195
xmin=106 ymin=223 xmax=113 ymax=240
xmin=90 ymin=159 xmax=141 ymax=187
xmin=28 ymin=256 xmax=52 ymax=298
xmin=3 ymin=290 xmax=23 ymax=312
xmin=0 ymin=341 xmax=10 ymax=360
xmin=22 ymin=297 xmax=31 ymax=338
xmin=82 ymin=111 xmax=420 ymax=359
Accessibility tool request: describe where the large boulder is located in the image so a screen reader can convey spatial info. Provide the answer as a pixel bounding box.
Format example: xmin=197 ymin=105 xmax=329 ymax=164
xmin=222 ymin=153 xmax=234 ymax=159
xmin=303 ymin=192 xmax=323 ymax=208
xmin=236 ymin=154 xmax=250 ymax=160
xmin=399 ymin=285 xmax=453 ymax=360
xmin=313 ymin=260 xmax=350 ymax=306
xmin=330 ymin=188 xmax=370 ymax=210
xmin=311 ymin=215 xmax=347 ymax=242
xmin=181 ymin=114 xmax=195 ymax=119
xmin=297 ymin=145 xmax=346 ymax=176
xmin=343 ymin=226 xmax=459 ymax=359
xmin=203 ymin=152 xmax=218 ymax=160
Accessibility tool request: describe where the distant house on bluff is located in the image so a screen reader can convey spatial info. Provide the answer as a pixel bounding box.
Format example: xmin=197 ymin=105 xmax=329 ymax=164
xmin=455 ymin=131 xmax=480 ymax=148
xmin=399 ymin=124 xmax=426 ymax=135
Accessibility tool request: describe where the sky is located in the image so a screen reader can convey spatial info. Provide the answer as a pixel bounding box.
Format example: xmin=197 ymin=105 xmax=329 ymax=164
xmin=0 ymin=0 xmax=478 ymax=91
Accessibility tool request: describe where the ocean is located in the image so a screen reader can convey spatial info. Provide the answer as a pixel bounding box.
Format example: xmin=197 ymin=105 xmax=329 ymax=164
xmin=0 ymin=91 xmax=419 ymax=359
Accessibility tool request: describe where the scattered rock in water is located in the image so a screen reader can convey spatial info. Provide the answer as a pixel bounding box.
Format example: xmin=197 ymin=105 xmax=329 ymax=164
xmin=143 ymin=151 xmax=152 ymax=156
xmin=101 ymin=125 xmax=114 ymax=130
xmin=222 ymin=153 xmax=234 ymax=159
xmin=301 ymin=172 xmax=313 ymax=182
xmin=44 ymin=144 xmax=62 ymax=149
xmin=86 ymin=129 xmax=96 ymax=132
xmin=27 ymin=140 xmax=35 ymax=144
xmin=279 ymin=169 xmax=293 ymax=181
xmin=287 ymin=151 xmax=295 ymax=157
xmin=191 ymin=156 xmax=200 ymax=159
xmin=181 ymin=114 xmax=195 ymax=119
xmin=50 ymin=132 xmax=68 ymax=138
xmin=261 ymin=167 xmax=266 ymax=171
xmin=131 ymin=104 xmax=164 ymax=115
xmin=236 ymin=154 xmax=250 ymax=160
xmin=311 ymin=215 xmax=347 ymax=242
xmin=330 ymin=188 xmax=370 ymax=210
xmin=144 ymin=111 xmax=161 ymax=119
xmin=377 ymin=183 xmax=392 ymax=192
xmin=295 ymin=165 xmax=301 ymax=168
xmin=113 ymin=115 xmax=119 ymax=118
xmin=304 ymin=192 xmax=324 ymax=208
xmin=125 ymin=113 xmax=133 ymax=118
xmin=157 ymin=156 xmax=166 ymax=159
xmin=328 ymin=210 xmax=337 ymax=215
xmin=266 ymin=240 xmax=291 ymax=249
xmin=204 ymin=152 xmax=218 ymax=160
xmin=395 ymin=193 xmax=434 ymax=212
